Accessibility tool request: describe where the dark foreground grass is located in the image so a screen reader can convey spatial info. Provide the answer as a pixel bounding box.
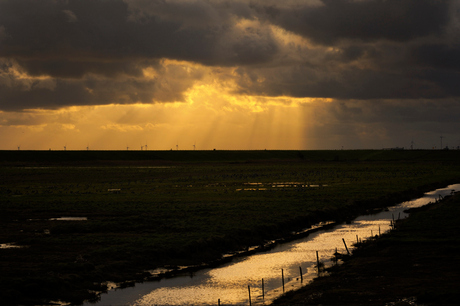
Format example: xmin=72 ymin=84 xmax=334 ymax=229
xmin=273 ymin=190 xmax=460 ymax=305
xmin=1 ymin=150 xmax=460 ymax=305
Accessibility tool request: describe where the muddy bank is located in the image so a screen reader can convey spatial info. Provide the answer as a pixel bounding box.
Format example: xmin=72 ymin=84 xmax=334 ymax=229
xmin=273 ymin=191 xmax=460 ymax=305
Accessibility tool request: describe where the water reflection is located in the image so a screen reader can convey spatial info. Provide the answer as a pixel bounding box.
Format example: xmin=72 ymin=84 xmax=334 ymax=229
xmin=236 ymin=182 xmax=327 ymax=191
xmin=86 ymin=184 xmax=460 ymax=306
xmin=49 ymin=217 xmax=88 ymax=221
xmin=0 ymin=243 xmax=25 ymax=249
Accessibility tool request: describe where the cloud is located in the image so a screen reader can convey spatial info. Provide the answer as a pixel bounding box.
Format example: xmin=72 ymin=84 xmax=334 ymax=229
xmin=258 ymin=0 xmax=450 ymax=45
xmin=0 ymin=25 xmax=7 ymax=42
xmin=300 ymin=98 xmax=460 ymax=149
xmin=0 ymin=58 xmax=208 ymax=111
xmin=62 ymin=9 xmax=78 ymax=23
xmin=0 ymin=0 xmax=459 ymax=113
xmin=0 ymin=0 xmax=279 ymax=73
xmin=0 ymin=0 xmax=282 ymax=110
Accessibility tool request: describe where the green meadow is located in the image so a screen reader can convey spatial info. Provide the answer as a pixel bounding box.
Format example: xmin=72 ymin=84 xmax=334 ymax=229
xmin=1 ymin=150 xmax=460 ymax=304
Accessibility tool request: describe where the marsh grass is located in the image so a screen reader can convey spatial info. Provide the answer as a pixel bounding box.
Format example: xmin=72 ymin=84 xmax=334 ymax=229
xmin=1 ymin=150 xmax=460 ymax=304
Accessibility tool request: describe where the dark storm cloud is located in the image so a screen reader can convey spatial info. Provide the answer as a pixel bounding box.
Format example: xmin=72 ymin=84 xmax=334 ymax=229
xmin=0 ymin=76 xmax=153 ymax=110
xmin=230 ymin=0 xmax=460 ymax=101
xmin=233 ymin=58 xmax=452 ymax=100
xmin=0 ymin=0 xmax=277 ymax=74
xmin=325 ymin=99 xmax=460 ymax=124
xmin=0 ymin=57 xmax=202 ymax=111
xmin=0 ymin=0 xmax=280 ymax=110
xmin=15 ymin=59 xmax=146 ymax=79
xmin=301 ymin=98 xmax=460 ymax=149
xmin=231 ymin=0 xmax=459 ymax=100
xmin=260 ymin=0 xmax=450 ymax=45
xmin=410 ymin=43 xmax=460 ymax=72
xmin=0 ymin=0 xmax=459 ymax=111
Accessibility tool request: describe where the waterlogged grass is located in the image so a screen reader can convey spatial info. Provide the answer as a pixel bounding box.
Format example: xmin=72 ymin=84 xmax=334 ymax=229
xmin=1 ymin=150 xmax=460 ymax=304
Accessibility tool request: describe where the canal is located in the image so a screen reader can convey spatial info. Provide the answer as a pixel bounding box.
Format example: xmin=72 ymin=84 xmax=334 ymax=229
xmin=84 ymin=184 xmax=460 ymax=305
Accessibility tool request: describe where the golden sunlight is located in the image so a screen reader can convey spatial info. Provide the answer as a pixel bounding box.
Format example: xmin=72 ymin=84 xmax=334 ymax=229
xmin=0 ymin=84 xmax=310 ymax=151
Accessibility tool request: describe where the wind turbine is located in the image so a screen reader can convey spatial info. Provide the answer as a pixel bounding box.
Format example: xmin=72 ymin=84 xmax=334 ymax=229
xmin=193 ymin=141 xmax=196 ymax=151
xmin=64 ymin=144 xmax=66 ymax=151
xmin=17 ymin=145 xmax=20 ymax=151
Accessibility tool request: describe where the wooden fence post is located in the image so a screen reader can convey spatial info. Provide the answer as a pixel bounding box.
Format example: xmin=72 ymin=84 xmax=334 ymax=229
xmin=342 ymin=238 xmax=350 ymax=255
xmin=248 ymin=285 xmax=251 ymax=306
xmin=282 ymin=269 xmax=285 ymax=292
xmin=262 ymin=278 xmax=264 ymax=299
xmin=316 ymin=251 xmax=320 ymax=274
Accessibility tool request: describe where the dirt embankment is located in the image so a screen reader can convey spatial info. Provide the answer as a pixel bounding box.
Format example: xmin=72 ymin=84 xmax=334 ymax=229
xmin=273 ymin=192 xmax=460 ymax=305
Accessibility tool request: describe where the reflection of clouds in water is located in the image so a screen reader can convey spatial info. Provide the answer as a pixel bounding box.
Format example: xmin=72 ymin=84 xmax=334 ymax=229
xmin=345 ymin=220 xmax=391 ymax=229
xmin=132 ymin=286 xmax=246 ymax=306
xmin=396 ymin=184 xmax=460 ymax=209
xmin=401 ymin=197 xmax=433 ymax=209
xmin=210 ymin=251 xmax=306 ymax=282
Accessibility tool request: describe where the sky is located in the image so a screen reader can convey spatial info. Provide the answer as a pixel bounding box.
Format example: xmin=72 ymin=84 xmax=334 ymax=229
xmin=1 ymin=0 xmax=460 ymax=151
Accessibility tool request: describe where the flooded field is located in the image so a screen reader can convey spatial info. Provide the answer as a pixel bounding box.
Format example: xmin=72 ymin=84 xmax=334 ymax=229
xmin=3 ymin=150 xmax=460 ymax=305
xmin=85 ymin=184 xmax=460 ymax=306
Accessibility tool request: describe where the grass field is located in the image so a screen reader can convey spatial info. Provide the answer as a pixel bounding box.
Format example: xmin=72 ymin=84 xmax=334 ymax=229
xmin=1 ymin=150 xmax=460 ymax=304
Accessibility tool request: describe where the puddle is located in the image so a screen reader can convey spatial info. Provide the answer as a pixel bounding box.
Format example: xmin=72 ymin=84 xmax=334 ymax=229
xmin=0 ymin=243 xmax=26 ymax=249
xmin=145 ymin=268 xmax=175 ymax=277
xmin=28 ymin=217 xmax=88 ymax=221
xmin=237 ymin=182 xmax=328 ymax=191
xmin=49 ymin=217 xmax=88 ymax=221
xmin=107 ymin=189 xmax=121 ymax=193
